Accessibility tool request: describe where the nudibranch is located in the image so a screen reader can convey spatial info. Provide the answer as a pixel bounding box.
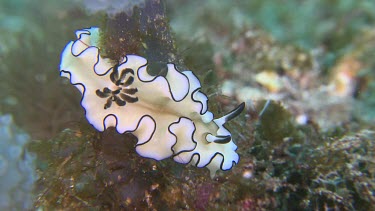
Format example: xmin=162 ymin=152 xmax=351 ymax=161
xmin=59 ymin=27 xmax=244 ymax=177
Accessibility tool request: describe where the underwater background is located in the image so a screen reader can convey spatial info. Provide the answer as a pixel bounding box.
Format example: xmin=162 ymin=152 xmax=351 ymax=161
xmin=0 ymin=0 xmax=374 ymax=210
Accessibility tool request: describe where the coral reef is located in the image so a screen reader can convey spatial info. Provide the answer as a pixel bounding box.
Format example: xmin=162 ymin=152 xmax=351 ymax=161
xmin=30 ymin=127 xmax=171 ymax=209
xmin=1 ymin=0 xmax=375 ymax=210
xmin=243 ymin=103 xmax=375 ymax=210
xmin=0 ymin=114 xmax=36 ymax=210
xmin=216 ymin=29 xmax=355 ymax=131
xmin=29 ymin=103 xmax=375 ymax=210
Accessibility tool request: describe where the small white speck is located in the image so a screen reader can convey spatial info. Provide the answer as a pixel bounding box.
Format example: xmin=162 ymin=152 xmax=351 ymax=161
xmin=296 ymin=114 xmax=308 ymax=125
xmin=242 ymin=170 xmax=253 ymax=179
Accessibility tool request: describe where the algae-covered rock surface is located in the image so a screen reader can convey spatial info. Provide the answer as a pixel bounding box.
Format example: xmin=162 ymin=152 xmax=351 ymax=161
xmin=0 ymin=0 xmax=374 ymax=210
